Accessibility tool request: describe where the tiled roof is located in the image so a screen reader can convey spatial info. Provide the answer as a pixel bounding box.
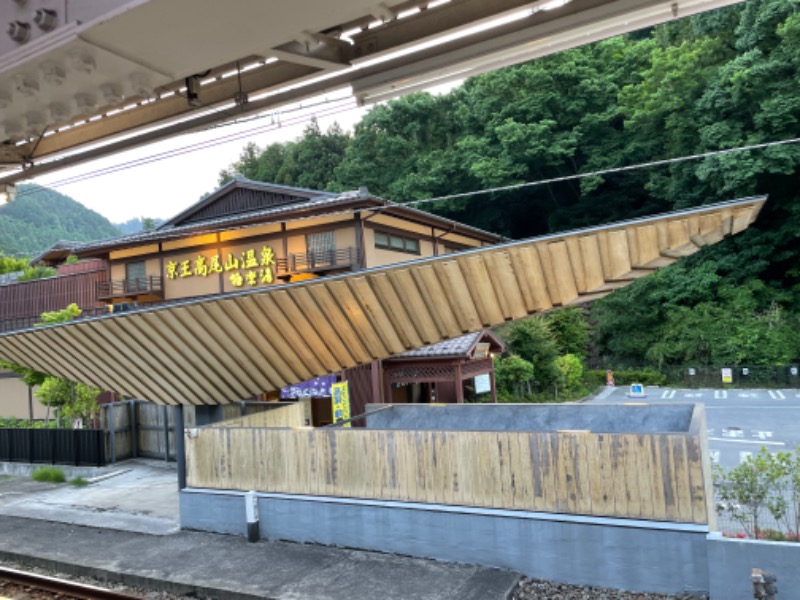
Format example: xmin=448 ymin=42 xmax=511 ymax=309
xmin=397 ymin=331 xmax=484 ymax=358
xmin=71 ymin=190 xmax=365 ymax=253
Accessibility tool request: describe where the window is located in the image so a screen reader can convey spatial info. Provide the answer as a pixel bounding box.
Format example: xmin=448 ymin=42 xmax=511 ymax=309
xmin=374 ymin=231 xmax=421 ymax=255
xmin=126 ymin=261 xmax=146 ymax=282
xmin=125 ymin=261 xmax=147 ymax=293
xmin=307 ymin=231 xmax=336 ymax=266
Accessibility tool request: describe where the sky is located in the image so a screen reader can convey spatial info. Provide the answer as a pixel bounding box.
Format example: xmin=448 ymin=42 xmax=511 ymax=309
xmin=30 ymin=94 xmax=371 ymax=224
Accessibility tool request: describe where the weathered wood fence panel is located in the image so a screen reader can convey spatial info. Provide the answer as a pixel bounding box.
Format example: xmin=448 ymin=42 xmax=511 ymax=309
xmin=185 ymin=428 xmax=711 ymax=524
xmin=216 ymin=403 xmax=305 ymax=428
xmin=136 ymin=402 xmax=175 ymax=460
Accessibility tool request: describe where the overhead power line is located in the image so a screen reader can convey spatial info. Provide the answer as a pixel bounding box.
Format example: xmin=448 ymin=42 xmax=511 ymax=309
xmin=399 ymin=135 xmax=800 ymax=209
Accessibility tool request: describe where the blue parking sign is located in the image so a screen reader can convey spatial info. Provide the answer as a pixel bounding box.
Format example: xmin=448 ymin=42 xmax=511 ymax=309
xmin=628 ymin=383 xmax=646 ymax=398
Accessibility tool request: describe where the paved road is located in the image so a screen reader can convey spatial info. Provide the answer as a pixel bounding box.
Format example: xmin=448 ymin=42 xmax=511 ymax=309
xmin=589 ymin=387 xmax=800 ymax=469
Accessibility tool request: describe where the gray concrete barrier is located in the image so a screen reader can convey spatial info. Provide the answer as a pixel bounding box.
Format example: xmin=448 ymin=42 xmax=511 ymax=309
xmin=707 ymin=533 xmax=800 ymax=599
xmin=180 ymin=488 xmax=709 ymax=596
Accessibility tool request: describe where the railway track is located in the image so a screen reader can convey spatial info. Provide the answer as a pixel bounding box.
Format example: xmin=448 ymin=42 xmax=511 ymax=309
xmin=0 ymin=566 xmax=141 ymax=599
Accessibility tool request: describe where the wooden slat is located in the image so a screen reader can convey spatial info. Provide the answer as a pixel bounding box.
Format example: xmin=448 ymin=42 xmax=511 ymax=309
xmin=366 ymin=272 xmax=424 ymax=349
xmin=411 ymin=264 xmax=462 ymax=338
xmin=205 ymin=300 xmax=286 ymax=390
xmin=347 ymin=277 xmax=406 ymax=355
xmin=270 ymin=290 xmax=340 ymax=373
xmin=456 ymin=256 xmax=505 ymax=326
xmin=507 ymin=246 xmax=553 ymax=312
xmin=482 ymin=251 xmax=527 ymax=320
xmin=320 ymin=281 xmax=382 ymax=361
xmin=144 ymin=311 xmax=238 ymax=401
xmin=183 ymin=426 xmax=710 ymax=523
xmin=251 ymin=294 xmax=327 ymax=378
xmin=433 ymin=260 xmax=483 ymax=332
xmin=547 ymin=241 xmax=580 ymax=306
xmin=288 ymin=285 xmax=364 ymax=365
xmin=225 ymin=298 xmax=302 ymax=385
xmin=386 ymin=269 xmax=440 ymax=344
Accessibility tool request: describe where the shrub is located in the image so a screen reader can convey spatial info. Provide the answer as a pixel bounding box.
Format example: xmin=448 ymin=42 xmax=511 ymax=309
xmin=69 ymin=476 xmax=89 ymax=487
xmin=31 ymin=466 xmax=66 ymax=483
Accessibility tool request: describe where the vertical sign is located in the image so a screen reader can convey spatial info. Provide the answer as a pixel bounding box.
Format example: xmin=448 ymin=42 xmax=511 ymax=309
xmin=331 ymin=381 xmax=351 ymax=427
xmin=721 ymin=367 xmax=733 ymax=384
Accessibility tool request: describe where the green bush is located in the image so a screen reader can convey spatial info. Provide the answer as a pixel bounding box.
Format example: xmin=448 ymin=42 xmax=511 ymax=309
xmin=0 ymin=417 xmax=57 ymax=429
xmin=69 ymin=476 xmax=89 ymax=487
xmin=31 ymin=466 xmax=66 ymax=483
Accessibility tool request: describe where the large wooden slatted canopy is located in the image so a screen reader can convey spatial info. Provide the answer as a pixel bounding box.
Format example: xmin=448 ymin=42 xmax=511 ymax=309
xmin=0 ymin=197 xmax=765 ymax=406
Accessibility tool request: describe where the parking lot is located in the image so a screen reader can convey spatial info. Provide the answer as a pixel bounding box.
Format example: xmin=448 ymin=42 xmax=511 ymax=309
xmin=590 ymin=387 xmax=800 ymax=469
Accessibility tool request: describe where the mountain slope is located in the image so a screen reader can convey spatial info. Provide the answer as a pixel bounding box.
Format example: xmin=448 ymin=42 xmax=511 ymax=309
xmin=0 ymin=184 xmax=121 ymax=256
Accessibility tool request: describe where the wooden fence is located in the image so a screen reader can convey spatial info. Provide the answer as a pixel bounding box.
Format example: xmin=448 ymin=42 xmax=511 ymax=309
xmin=185 ymin=428 xmax=713 ymax=525
xmin=214 ymin=403 xmax=305 ymax=428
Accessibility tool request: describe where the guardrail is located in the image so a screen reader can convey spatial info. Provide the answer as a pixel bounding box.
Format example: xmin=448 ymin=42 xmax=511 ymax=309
xmin=97 ymin=276 xmax=163 ymax=300
xmin=276 ymin=247 xmax=356 ymax=274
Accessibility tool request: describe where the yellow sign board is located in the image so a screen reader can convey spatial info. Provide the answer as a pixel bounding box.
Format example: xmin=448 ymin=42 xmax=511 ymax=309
xmin=165 ymin=245 xmax=276 ymax=288
xmin=331 ymin=381 xmax=351 ymax=427
xmin=721 ymin=368 xmax=733 ymax=384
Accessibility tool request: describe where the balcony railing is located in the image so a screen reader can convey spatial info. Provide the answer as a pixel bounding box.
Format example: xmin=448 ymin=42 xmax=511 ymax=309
xmin=277 ymin=247 xmax=357 ymax=275
xmin=97 ymin=276 xmax=164 ymax=301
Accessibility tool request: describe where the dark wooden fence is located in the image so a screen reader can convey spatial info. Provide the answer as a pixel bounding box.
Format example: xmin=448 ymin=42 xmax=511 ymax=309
xmin=0 ymin=428 xmax=106 ymax=466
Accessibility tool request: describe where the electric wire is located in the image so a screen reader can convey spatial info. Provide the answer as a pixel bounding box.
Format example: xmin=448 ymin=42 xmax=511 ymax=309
xmin=8 ymin=95 xmax=359 ymax=199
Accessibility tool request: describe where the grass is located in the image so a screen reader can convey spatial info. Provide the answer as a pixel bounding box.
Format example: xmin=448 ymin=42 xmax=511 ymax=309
xmin=31 ymin=466 xmax=66 ymax=483
xmin=69 ymin=476 xmax=89 ymax=487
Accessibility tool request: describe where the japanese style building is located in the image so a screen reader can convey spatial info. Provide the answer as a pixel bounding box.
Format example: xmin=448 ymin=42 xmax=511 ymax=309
xmin=1 ymin=178 xmax=507 ymax=419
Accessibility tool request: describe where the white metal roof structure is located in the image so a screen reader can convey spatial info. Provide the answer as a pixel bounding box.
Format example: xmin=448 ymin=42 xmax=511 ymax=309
xmin=0 ymin=196 xmax=765 ymax=405
xmin=0 ymin=0 xmax=744 ymax=183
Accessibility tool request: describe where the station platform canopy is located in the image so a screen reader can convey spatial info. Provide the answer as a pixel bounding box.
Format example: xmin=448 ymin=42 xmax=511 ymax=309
xmin=1 ymin=0 xmax=744 ymax=182
xmin=0 ymin=196 xmax=765 ymax=406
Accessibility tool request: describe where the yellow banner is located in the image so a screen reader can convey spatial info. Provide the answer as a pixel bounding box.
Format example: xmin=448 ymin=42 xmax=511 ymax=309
xmin=331 ymin=381 xmax=351 ymax=427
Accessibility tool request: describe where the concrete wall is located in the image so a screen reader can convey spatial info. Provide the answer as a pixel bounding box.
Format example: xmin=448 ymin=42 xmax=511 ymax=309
xmin=0 ymin=372 xmax=46 ymax=420
xmin=180 ymin=488 xmax=710 ymax=596
xmin=365 ymin=403 xmax=695 ymax=433
xmin=707 ymin=533 xmax=800 ymax=599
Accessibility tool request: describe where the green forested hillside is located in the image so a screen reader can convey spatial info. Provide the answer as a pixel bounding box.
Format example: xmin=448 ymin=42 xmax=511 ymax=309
xmin=217 ymin=0 xmax=800 ymax=369
xmin=0 ymin=184 xmax=120 ymax=256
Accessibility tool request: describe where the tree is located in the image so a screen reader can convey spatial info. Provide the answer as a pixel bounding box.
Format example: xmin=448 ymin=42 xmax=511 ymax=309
xmin=502 ymin=316 xmax=559 ymax=389
xmin=495 ymin=355 xmax=535 ymax=397
xmin=545 ymin=307 xmax=590 ymax=358
xmin=554 ymin=354 xmax=584 ymax=397
xmin=141 ymin=217 xmax=158 ymax=232
xmin=714 ymin=446 xmax=784 ymax=538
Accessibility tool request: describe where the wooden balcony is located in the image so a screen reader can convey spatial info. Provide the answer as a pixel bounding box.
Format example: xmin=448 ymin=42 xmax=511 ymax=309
xmin=277 ymin=247 xmax=357 ymax=276
xmin=97 ymin=276 xmax=164 ymax=301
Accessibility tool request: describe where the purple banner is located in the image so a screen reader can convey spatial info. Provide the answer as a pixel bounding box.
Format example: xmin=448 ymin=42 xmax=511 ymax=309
xmin=280 ymin=375 xmax=337 ymax=399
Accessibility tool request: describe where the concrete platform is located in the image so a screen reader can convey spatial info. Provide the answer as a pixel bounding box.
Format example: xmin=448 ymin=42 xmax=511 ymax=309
xmin=0 ymin=460 xmax=520 ymax=600
xmin=0 ymin=459 xmax=179 ymax=535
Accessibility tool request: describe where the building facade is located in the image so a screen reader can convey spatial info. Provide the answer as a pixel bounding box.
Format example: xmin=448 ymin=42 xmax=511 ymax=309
xmin=1 ymin=179 xmax=506 ymax=419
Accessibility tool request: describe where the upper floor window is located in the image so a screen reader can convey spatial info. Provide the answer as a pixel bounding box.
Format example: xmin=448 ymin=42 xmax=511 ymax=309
xmin=307 ymin=231 xmax=335 ymax=255
xmin=375 ymin=231 xmax=420 ymax=254
xmin=126 ymin=261 xmax=146 ymax=282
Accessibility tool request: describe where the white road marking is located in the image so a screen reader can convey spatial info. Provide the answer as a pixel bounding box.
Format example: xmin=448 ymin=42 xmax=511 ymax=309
xmin=752 ymin=431 xmax=773 ymax=440
xmin=661 ymin=390 xmax=676 ymax=399
xmin=708 ymin=437 xmax=786 ymax=446
xmin=683 ymin=392 xmax=704 ymax=398
xmin=722 ymin=428 xmax=744 ymax=438
xmin=739 ymin=451 xmax=752 ymax=464
xmin=737 ymin=392 xmax=756 ymax=398
xmin=714 ymin=390 xmax=727 ymax=399
xmin=710 ymin=450 xmax=720 ymax=463
xmin=768 ymin=390 xmax=786 ymax=400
